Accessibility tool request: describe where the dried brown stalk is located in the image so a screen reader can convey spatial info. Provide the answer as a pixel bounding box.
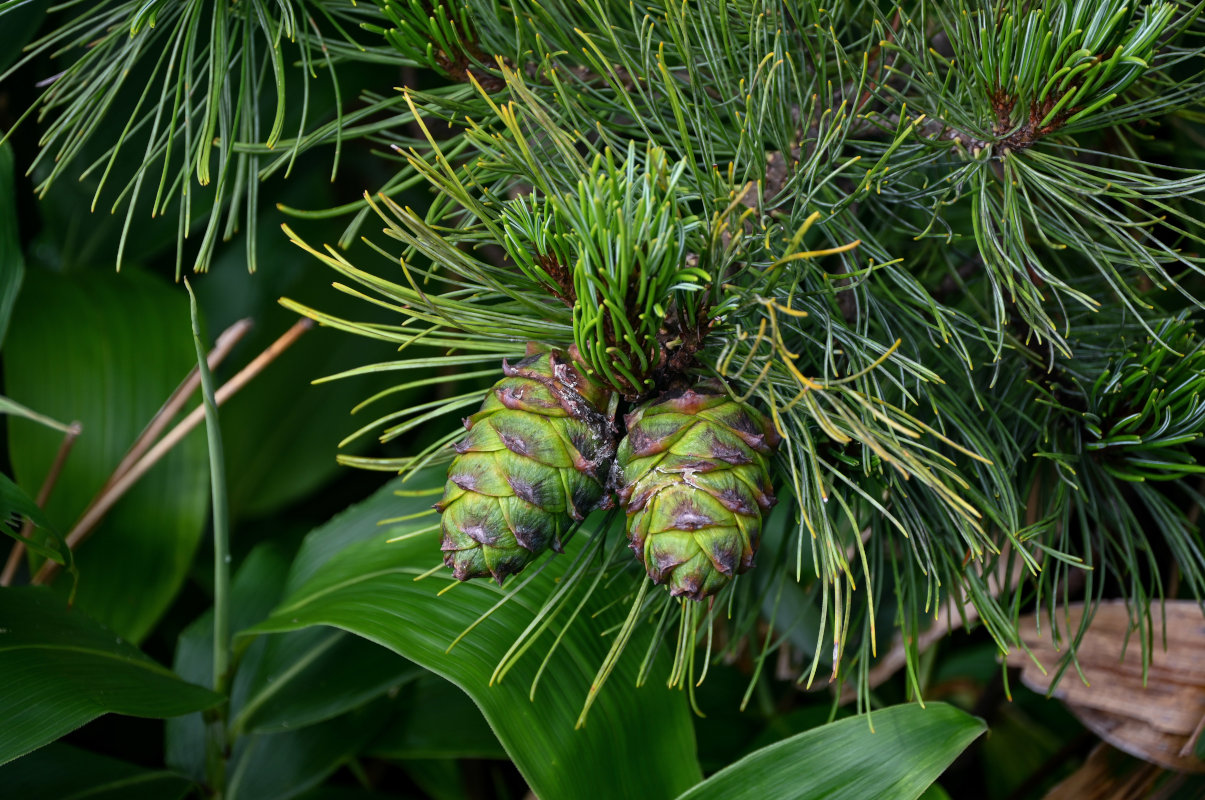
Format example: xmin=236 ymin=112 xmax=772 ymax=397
xmin=32 ymin=318 xmax=311 ymax=585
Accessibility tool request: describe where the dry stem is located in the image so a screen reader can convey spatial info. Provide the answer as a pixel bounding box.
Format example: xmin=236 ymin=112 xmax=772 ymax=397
xmin=32 ymin=318 xmax=311 ymax=585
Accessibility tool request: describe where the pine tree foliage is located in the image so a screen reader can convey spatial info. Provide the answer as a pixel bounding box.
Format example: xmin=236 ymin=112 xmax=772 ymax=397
xmin=0 ymin=0 xmax=397 ymax=272
xmin=8 ymin=0 xmax=1205 ymax=711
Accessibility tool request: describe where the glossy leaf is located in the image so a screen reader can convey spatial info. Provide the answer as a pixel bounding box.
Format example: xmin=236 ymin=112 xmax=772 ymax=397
xmin=5 ymin=269 xmax=209 ymax=642
xmin=168 ymin=543 xmax=414 ymax=795
xmin=233 ymin=629 xmax=422 ymax=735
xmin=226 ymin=702 xmax=396 ymax=800
xmin=674 ymin=703 xmax=985 ymax=800
xmin=0 ymin=743 xmax=192 ymax=800
xmin=0 ymin=586 xmax=222 ymax=766
xmin=369 ymin=674 xmax=507 ymax=761
xmin=249 ymin=472 xmax=703 ymax=800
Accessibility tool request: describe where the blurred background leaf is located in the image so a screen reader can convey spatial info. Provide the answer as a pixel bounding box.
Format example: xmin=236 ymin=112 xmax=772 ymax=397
xmin=0 ymin=742 xmax=193 ymax=800
xmin=233 ymin=630 xmax=423 ymax=736
xmin=368 ymin=674 xmax=507 ymax=762
xmin=0 ymin=586 xmax=221 ymax=766
xmin=169 ymin=542 xmax=419 ymax=797
xmin=249 ymin=471 xmax=704 ymax=800
xmin=4 ymin=268 xmax=208 ymax=642
xmin=0 ymin=0 xmax=49 ymax=75
xmin=225 ymin=702 xmax=398 ymax=800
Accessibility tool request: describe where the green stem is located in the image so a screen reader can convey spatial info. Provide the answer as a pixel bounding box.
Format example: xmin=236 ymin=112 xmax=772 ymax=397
xmin=186 ymin=279 xmax=231 ymax=798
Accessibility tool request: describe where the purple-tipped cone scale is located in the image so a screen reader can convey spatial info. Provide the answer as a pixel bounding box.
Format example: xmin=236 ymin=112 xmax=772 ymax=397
xmin=437 ymin=349 xmax=614 ymax=584
xmin=616 ymin=381 xmax=780 ymax=600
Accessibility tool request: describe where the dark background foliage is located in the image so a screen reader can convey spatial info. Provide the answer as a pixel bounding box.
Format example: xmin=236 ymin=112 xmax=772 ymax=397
xmin=1 ymin=2 xmax=1204 ymax=798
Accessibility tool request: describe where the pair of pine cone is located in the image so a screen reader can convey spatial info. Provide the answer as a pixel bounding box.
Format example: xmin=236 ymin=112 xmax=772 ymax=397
xmin=436 ymin=349 xmax=780 ymax=600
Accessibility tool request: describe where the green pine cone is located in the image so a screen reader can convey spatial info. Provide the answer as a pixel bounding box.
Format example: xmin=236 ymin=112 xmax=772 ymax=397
xmin=616 ymin=381 xmax=780 ymax=600
xmin=437 ymin=349 xmax=614 ymax=583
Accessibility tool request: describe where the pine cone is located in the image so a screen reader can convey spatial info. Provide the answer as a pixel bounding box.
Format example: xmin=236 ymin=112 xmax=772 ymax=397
xmin=616 ymin=381 xmax=779 ymax=599
xmin=437 ymin=349 xmax=614 ymax=583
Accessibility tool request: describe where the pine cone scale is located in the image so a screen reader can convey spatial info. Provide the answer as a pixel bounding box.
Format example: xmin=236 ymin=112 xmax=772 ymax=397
xmin=437 ymin=350 xmax=615 ymax=583
xmin=698 ymin=405 xmax=780 ymax=449
xmin=491 ymin=413 xmax=573 ymax=467
xmin=616 ymin=383 xmax=778 ymax=599
xmin=621 ymin=413 xmax=695 ymax=454
xmin=446 ymin=452 xmax=512 ymax=496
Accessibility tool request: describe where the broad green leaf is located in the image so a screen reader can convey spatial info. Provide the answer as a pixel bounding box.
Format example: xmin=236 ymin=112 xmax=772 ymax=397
xmin=233 ymin=629 xmax=422 ymax=735
xmin=369 ymin=674 xmax=507 ymax=760
xmin=0 ymin=586 xmax=222 ymax=766
xmin=0 ymin=743 xmax=192 ymax=800
xmin=673 ymin=703 xmax=985 ymax=800
xmin=0 ymin=140 xmax=23 ymax=349
xmin=5 ymin=269 xmax=209 ymax=642
xmin=226 ymin=702 xmax=396 ymax=800
xmin=169 ymin=543 xmax=415 ymax=795
xmin=249 ymin=473 xmax=703 ymax=800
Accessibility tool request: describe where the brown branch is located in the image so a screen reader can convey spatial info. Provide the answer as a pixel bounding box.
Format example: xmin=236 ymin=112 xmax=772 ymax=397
xmin=3 ymin=317 xmax=247 ymax=585
xmin=912 ymin=115 xmax=993 ymax=153
xmin=911 ymin=83 xmax=1080 ymax=156
xmin=430 ymin=32 xmax=507 ymax=92
xmin=33 ymin=318 xmax=313 ymax=585
xmin=0 ymin=422 xmax=82 ymax=586
xmin=104 ymin=318 xmax=253 ymax=493
xmin=1182 ymin=711 xmax=1205 ymax=759
xmin=535 ymin=253 xmax=576 ymax=308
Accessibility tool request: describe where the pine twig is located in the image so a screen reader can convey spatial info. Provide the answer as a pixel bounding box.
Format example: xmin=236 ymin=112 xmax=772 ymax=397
xmin=826 ymin=547 xmax=1024 ymax=705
